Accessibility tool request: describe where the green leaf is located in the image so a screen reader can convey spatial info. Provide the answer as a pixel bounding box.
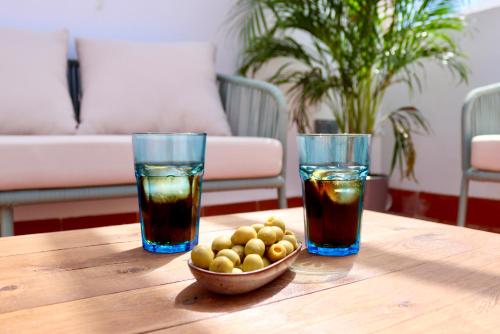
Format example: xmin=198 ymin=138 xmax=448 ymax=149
xmin=230 ymin=0 xmax=467 ymax=180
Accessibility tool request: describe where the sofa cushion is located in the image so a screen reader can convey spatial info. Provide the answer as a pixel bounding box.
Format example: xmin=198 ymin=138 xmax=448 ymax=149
xmin=471 ymin=135 xmax=500 ymax=172
xmin=0 ymin=136 xmax=282 ymax=191
xmin=76 ymin=38 xmax=231 ymax=136
xmin=0 ymin=28 xmax=77 ymax=134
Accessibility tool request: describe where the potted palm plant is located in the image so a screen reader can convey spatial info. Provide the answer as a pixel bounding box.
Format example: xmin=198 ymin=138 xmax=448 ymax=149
xmin=230 ymin=0 xmax=468 ymax=209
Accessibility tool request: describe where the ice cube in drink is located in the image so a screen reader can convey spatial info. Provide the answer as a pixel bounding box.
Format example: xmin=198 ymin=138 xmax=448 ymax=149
xmin=143 ymin=175 xmax=191 ymax=204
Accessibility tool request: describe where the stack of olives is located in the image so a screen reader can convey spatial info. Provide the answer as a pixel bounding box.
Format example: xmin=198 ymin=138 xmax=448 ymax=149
xmin=190 ymin=216 xmax=299 ymax=273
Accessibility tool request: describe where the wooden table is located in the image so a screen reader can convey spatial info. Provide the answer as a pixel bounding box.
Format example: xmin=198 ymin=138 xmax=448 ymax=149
xmin=0 ymin=208 xmax=499 ymax=333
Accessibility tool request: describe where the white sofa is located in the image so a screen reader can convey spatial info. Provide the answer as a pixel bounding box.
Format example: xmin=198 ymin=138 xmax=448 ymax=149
xmin=0 ymin=68 xmax=288 ymax=236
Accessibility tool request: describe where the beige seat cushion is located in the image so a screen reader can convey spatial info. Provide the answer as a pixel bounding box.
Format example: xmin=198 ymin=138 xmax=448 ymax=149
xmin=0 ymin=28 xmax=76 ymax=134
xmin=0 ymin=136 xmax=282 ymax=191
xmin=471 ymin=135 xmax=500 ymax=172
xmin=76 ymin=38 xmax=231 ymax=136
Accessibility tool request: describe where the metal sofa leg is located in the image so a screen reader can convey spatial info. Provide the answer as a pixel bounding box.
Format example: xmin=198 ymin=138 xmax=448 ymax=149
xmin=457 ymin=175 xmax=469 ymax=227
xmin=277 ymin=185 xmax=287 ymax=209
xmin=1 ymin=207 xmax=14 ymax=237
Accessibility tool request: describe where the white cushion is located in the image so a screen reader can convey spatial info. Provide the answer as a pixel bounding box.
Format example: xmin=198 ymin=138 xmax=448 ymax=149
xmin=471 ymin=135 xmax=500 ymax=171
xmin=205 ymin=137 xmax=282 ymax=180
xmin=0 ymin=28 xmax=76 ymax=134
xmin=76 ymin=38 xmax=231 ymax=136
xmin=0 ymin=136 xmax=282 ymax=190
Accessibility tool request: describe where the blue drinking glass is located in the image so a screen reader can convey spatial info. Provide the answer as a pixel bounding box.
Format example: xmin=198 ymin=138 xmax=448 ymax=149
xmin=297 ymin=134 xmax=370 ymax=256
xmin=132 ymin=133 xmax=206 ymax=254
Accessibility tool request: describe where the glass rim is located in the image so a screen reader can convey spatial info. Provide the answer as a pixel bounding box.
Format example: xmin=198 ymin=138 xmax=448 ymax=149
xmin=297 ymin=133 xmax=371 ymax=137
xmin=132 ymin=132 xmax=207 ymax=137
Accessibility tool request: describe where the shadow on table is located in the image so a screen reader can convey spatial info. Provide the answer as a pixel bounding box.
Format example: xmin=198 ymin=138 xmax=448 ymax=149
xmin=56 ymin=237 xmax=179 ymax=275
xmin=174 ymin=270 xmax=295 ymax=313
xmin=111 ymin=245 xmax=180 ymax=271
xmin=358 ymin=243 xmax=500 ymax=296
xmin=37 ymin=229 xmax=186 ymax=333
xmin=41 ymin=241 xmax=181 ymax=290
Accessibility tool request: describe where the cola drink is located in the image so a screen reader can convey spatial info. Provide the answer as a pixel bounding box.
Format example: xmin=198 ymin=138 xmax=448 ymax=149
xmin=135 ymin=163 xmax=203 ymax=251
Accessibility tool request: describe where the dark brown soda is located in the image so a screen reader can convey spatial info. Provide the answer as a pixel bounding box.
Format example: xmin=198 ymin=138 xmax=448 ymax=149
xmin=303 ymin=179 xmax=361 ymax=248
xmin=138 ymin=175 xmax=200 ymax=245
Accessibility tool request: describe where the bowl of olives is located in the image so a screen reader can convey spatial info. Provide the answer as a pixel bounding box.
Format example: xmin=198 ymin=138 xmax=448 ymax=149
xmin=188 ymin=216 xmax=302 ymax=295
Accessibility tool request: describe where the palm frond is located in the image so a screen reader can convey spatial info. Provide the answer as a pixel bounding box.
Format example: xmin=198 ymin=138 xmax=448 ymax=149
xmin=239 ymin=35 xmax=316 ymax=75
xmin=387 ymin=106 xmax=431 ymax=181
xmin=230 ymin=0 xmax=467 ymax=180
xmin=286 ymin=67 xmax=343 ymax=132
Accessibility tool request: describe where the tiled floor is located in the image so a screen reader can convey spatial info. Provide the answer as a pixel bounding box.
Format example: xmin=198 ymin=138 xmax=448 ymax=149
xmin=13 ymin=198 xmax=303 ymax=236
xmin=14 ymin=213 xmax=139 ymax=235
xmin=389 ymin=188 xmax=500 ymax=233
xmin=11 ymin=192 xmax=499 ymax=236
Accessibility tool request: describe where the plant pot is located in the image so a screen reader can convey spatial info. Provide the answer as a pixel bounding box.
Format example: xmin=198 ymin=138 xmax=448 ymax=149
xmin=364 ymin=174 xmax=390 ymax=212
xmin=314 ymin=119 xmax=338 ymax=133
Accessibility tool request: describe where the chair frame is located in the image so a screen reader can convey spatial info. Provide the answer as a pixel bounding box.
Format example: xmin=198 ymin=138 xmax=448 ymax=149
xmin=457 ymin=82 xmax=500 ymax=226
xmin=0 ymin=62 xmax=288 ymax=237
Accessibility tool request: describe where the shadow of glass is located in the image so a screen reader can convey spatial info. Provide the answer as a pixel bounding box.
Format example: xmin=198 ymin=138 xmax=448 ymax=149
xmin=109 ymin=246 xmax=181 ymax=273
xmin=44 ymin=229 xmax=192 ymax=333
xmin=174 ymin=270 xmax=295 ymax=313
xmin=290 ymin=248 xmax=355 ymax=284
xmin=359 ymin=244 xmax=500 ymax=296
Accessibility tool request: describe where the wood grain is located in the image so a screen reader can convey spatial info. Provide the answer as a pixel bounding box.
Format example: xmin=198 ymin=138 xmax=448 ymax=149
xmin=0 ymin=210 xmax=277 ymax=257
xmin=0 ymin=208 xmax=499 ymax=334
xmin=159 ymin=241 xmax=500 ymax=333
xmin=0 ymin=209 xmax=475 ymax=312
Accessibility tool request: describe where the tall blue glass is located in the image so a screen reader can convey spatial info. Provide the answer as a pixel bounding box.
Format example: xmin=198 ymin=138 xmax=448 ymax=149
xmin=132 ymin=133 xmax=206 ymax=254
xmin=298 ymin=134 xmax=370 ymax=256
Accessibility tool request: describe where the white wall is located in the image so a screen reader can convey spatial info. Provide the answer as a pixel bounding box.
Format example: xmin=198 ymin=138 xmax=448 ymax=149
xmin=465 ymin=0 xmax=500 ymax=14
xmin=381 ymin=6 xmax=500 ymax=200
xmin=0 ymin=0 xmax=303 ymax=221
xmin=0 ymin=0 xmax=239 ymax=73
xmin=4 ymin=1 xmax=499 ymax=221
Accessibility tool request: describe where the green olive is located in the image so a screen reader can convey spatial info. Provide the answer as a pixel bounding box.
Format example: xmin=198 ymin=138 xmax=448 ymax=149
xmin=190 ymin=245 xmax=214 ymax=269
xmin=265 ymin=216 xmax=286 ymax=232
xmin=271 ymin=226 xmax=284 ymax=241
xmin=241 ymin=254 xmax=264 ymax=272
xmin=231 ymin=245 xmax=245 ymax=261
xmin=232 ymin=267 xmax=243 ymax=274
xmin=285 ymin=229 xmax=295 ymax=236
xmin=262 ymin=257 xmax=271 ymax=267
xmin=267 ymin=243 xmax=287 ymax=262
xmin=278 ymin=240 xmax=294 ymax=255
xmin=244 ymin=238 xmax=266 ymax=257
xmin=209 ymin=256 xmax=234 ymax=273
xmin=211 ymin=236 xmax=232 ymax=253
xmin=251 ymin=223 xmax=265 ymax=233
xmin=231 ymin=226 xmax=257 ymax=245
xmin=257 ymin=226 xmax=277 ymax=246
xmin=216 ymin=249 xmax=241 ymax=266
xmin=283 ymin=235 xmax=299 ymax=250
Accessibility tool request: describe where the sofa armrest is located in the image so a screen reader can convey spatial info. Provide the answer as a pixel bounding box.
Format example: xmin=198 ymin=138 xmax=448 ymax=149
xmin=217 ymin=74 xmax=288 ymax=149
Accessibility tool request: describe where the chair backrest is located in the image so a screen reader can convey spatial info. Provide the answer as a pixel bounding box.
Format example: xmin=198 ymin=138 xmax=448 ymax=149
xmin=462 ymin=83 xmax=500 ymax=170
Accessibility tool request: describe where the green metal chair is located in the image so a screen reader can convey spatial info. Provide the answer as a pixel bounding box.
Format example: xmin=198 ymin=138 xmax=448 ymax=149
xmin=0 ymin=61 xmax=288 ymax=236
xmin=457 ymin=83 xmax=500 ymax=227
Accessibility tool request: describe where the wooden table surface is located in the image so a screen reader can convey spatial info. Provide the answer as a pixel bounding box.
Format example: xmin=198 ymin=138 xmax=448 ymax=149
xmin=0 ymin=208 xmax=499 ymax=333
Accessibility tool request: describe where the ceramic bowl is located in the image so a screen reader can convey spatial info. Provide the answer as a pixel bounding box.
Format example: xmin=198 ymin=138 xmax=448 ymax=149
xmin=188 ymin=242 xmax=302 ymax=295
